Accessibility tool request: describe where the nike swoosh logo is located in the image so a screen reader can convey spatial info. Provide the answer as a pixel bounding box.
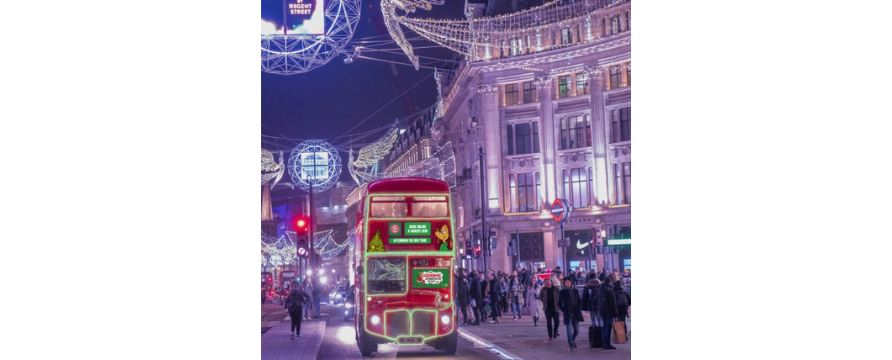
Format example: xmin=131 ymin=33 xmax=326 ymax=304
xmin=576 ymin=241 xmax=590 ymax=249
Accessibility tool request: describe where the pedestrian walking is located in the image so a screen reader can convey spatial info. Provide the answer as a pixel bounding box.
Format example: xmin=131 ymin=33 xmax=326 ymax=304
xmin=529 ymin=279 xmax=543 ymax=327
xmin=499 ymin=273 xmax=509 ymax=314
xmin=455 ymin=269 xmax=470 ymax=325
xmin=285 ymin=282 xmax=309 ymax=340
xmin=559 ymin=277 xmax=583 ymax=351
xmin=599 ymin=275 xmax=619 ymax=350
xmin=469 ymin=271 xmax=483 ymax=325
xmin=539 ymin=278 xmax=561 ymax=340
xmin=487 ymin=273 xmax=502 ymax=323
xmin=509 ymin=272 xmax=522 ymax=320
xmin=302 ymin=278 xmax=315 ymax=320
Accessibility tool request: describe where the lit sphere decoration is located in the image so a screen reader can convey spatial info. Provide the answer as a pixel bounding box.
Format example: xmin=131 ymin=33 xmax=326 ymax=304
xmin=261 ymin=0 xmax=362 ymax=75
xmin=288 ymin=140 xmax=342 ymax=192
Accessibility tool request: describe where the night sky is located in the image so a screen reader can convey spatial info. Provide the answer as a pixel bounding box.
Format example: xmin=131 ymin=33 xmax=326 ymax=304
xmin=261 ymin=0 xmax=467 ymax=158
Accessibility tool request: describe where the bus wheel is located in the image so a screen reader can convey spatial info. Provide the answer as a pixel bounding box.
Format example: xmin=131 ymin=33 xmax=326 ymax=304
xmin=358 ymin=320 xmax=377 ymax=356
xmin=441 ymin=331 xmax=457 ymax=354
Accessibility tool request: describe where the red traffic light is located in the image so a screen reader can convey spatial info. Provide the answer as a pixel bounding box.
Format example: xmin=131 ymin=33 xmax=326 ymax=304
xmin=296 ymin=218 xmax=307 ymax=228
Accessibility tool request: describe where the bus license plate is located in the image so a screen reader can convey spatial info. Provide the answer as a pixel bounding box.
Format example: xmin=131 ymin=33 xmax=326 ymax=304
xmin=399 ymin=337 xmax=423 ymax=344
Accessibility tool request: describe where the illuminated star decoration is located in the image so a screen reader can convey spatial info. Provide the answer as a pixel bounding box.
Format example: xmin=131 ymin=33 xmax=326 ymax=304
xmin=288 ymin=140 xmax=342 ymax=192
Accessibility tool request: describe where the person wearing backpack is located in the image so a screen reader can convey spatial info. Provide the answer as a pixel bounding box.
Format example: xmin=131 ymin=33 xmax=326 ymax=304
xmin=285 ymin=282 xmax=309 ymax=340
xmin=599 ymin=275 xmax=619 ymax=350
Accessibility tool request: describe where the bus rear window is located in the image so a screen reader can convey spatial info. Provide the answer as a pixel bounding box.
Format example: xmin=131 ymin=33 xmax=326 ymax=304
xmin=370 ymin=202 xmax=408 ymax=218
xmin=411 ymin=201 xmax=448 ymax=218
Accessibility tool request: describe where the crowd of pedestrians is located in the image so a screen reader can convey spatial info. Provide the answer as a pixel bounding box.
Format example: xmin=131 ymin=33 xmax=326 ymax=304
xmin=453 ymin=266 xmax=631 ymax=352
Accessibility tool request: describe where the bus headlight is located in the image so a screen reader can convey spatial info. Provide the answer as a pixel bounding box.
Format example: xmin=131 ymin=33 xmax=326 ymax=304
xmin=370 ymin=315 xmax=381 ymax=325
xmin=441 ymin=315 xmax=450 ymax=325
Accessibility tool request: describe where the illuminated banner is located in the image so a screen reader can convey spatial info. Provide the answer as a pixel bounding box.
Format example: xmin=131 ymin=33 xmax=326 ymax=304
xmin=286 ymin=0 xmax=325 ymax=35
xmin=261 ymin=0 xmax=326 ymax=35
xmin=412 ymin=268 xmax=449 ymax=289
xmin=390 ymin=238 xmax=431 ymax=245
xmin=404 ymin=222 xmax=431 ymax=236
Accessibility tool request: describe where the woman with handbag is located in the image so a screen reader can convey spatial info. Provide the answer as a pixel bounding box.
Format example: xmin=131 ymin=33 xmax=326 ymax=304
xmin=527 ymin=278 xmax=542 ymax=326
xmin=558 ymin=277 xmax=583 ymax=351
xmin=614 ymin=279 xmax=631 ymax=337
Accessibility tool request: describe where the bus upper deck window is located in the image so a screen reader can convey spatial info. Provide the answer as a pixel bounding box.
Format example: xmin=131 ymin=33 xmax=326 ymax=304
xmin=370 ymin=202 xmax=408 ymax=218
xmin=411 ymin=200 xmax=448 ymax=218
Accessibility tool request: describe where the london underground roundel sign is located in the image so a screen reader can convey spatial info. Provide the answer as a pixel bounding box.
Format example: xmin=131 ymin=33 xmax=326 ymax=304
xmin=551 ymin=199 xmax=571 ymax=222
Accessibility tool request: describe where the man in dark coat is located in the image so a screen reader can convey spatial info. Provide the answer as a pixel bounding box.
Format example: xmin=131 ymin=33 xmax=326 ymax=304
xmin=559 ymin=277 xmax=583 ymax=351
xmin=455 ymin=269 xmax=470 ymax=325
xmin=487 ymin=273 xmax=502 ymax=323
xmin=539 ymin=278 xmax=561 ymax=340
xmin=469 ymin=271 xmax=484 ymax=325
xmin=599 ymin=275 xmax=619 ymax=350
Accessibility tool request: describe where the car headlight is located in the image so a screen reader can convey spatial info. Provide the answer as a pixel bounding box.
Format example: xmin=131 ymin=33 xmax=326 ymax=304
xmin=336 ymin=294 xmax=342 ymax=298
xmin=370 ymin=315 xmax=380 ymax=325
xmin=441 ymin=315 xmax=450 ymax=325
xmin=345 ymin=303 xmax=353 ymax=308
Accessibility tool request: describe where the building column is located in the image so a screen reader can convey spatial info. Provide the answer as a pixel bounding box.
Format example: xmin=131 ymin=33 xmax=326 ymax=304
xmin=534 ymin=75 xmax=555 ymax=208
xmin=586 ymin=66 xmax=611 ymax=206
xmin=543 ymin=228 xmax=556 ymax=270
xmin=477 ymin=83 xmax=502 ymax=213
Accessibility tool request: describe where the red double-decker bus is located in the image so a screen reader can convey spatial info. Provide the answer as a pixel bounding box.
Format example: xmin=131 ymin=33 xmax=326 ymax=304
xmin=351 ymin=178 xmax=457 ymax=355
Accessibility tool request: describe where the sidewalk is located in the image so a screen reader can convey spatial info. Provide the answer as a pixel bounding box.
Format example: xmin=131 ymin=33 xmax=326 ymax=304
xmin=458 ymin=312 xmax=631 ymax=360
xmin=261 ymin=316 xmax=327 ymax=360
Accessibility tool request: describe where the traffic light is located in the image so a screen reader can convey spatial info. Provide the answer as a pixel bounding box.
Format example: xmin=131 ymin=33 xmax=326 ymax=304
xmin=474 ymin=245 xmax=481 ymax=258
xmin=464 ymin=240 xmax=473 ymax=259
xmin=295 ymin=217 xmax=309 ymax=235
xmin=294 ymin=216 xmax=310 ymax=257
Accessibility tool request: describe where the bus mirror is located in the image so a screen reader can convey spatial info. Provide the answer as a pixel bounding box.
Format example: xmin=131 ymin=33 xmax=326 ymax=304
xmin=356 ymin=265 xmax=363 ymax=275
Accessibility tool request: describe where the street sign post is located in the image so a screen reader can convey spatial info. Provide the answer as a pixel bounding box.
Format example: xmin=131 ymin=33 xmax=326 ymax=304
xmin=551 ymin=199 xmax=572 ymax=272
xmin=557 ymin=238 xmax=570 ymax=247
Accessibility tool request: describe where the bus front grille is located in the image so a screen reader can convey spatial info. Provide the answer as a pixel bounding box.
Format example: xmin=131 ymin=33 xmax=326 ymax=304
xmin=386 ymin=311 xmax=410 ymax=338
xmin=411 ymin=311 xmax=434 ymax=337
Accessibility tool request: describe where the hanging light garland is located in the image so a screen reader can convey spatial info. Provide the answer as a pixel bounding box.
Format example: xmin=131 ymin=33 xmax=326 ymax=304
xmin=261 ymin=231 xmax=298 ymax=267
xmin=382 ymin=0 xmax=629 ymax=68
xmin=312 ymin=229 xmax=351 ymax=260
